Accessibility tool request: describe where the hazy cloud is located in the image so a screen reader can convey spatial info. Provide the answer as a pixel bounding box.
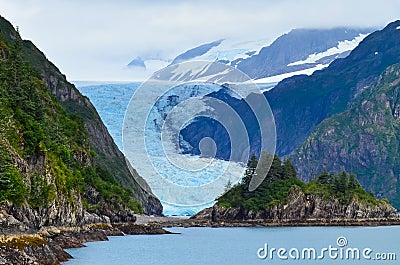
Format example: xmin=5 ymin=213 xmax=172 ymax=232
xmin=0 ymin=0 xmax=399 ymax=80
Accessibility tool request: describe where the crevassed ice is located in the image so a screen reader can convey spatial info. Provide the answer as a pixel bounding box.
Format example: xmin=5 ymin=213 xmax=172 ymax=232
xmin=78 ymin=83 xmax=246 ymax=216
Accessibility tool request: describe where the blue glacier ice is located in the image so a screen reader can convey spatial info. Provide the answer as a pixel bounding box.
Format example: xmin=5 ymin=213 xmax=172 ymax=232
xmin=76 ymin=82 xmax=246 ymax=216
xmin=78 ymin=83 xmax=138 ymax=150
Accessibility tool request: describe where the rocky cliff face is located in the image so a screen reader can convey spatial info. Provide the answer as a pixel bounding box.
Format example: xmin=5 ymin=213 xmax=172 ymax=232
xmin=0 ymin=15 xmax=162 ymax=231
xmin=22 ymin=39 xmax=162 ymax=216
xmin=193 ymin=187 xmax=398 ymax=221
xmin=290 ymin=64 xmax=400 ymax=209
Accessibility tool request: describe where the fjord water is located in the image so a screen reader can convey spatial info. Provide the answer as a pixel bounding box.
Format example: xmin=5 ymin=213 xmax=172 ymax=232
xmin=64 ymin=226 xmax=399 ymax=265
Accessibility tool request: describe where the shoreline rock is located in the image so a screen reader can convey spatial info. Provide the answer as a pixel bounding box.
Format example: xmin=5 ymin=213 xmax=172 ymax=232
xmin=191 ymin=187 xmax=399 ymax=222
xmin=1 ymin=216 xmax=400 ymax=265
xmin=184 ymin=217 xmax=400 ymax=227
xmin=0 ymin=222 xmax=171 ymax=265
xmin=146 ymin=215 xmax=400 ymax=228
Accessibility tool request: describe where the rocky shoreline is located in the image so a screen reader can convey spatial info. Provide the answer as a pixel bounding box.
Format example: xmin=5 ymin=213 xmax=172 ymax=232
xmin=148 ymin=216 xmax=400 ymax=228
xmin=2 ymin=216 xmax=400 ymax=265
xmin=0 ymin=222 xmax=171 ymax=265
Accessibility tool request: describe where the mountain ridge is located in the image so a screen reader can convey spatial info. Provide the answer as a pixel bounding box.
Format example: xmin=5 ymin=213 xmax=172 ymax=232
xmin=290 ymin=63 xmax=400 ymax=209
xmin=0 ymin=15 xmax=162 ymax=232
xmin=178 ymin=20 xmax=400 ymax=158
xmin=267 ymin=20 xmax=400 ymax=156
xmin=128 ymin=27 xmax=371 ymax=82
xmin=237 ymin=27 xmax=372 ymax=79
xmin=177 ymin=20 xmax=400 ymax=211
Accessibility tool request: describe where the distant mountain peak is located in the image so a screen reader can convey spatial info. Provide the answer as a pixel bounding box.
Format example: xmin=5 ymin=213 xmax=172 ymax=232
xmin=127 ymin=56 xmax=146 ymax=69
xmin=140 ymin=28 xmax=373 ymax=84
xmin=127 ymin=27 xmax=374 ymax=82
xmin=170 ymin=39 xmax=224 ymax=65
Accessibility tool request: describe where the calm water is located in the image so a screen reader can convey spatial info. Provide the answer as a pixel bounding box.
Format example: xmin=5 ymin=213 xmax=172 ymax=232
xmin=63 ymin=226 xmax=399 ymax=265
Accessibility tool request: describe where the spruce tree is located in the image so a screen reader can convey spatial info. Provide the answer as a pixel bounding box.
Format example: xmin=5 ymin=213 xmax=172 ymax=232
xmin=283 ymin=158 xmax=297 ymax=179
xmin=10 ymin=26 xmax=23 ymax=87
xmin=338 ymin=171 xmax=348 ymax=194
xmin=348 ymin=173 xmax=359 ymax=190
xmin=242 ymin=154 xmax=258 ymax=185
xmin=317 ymin=169 xmax=332 ymax=184
xmin=267 ymin=155 xmax=283 ymax=181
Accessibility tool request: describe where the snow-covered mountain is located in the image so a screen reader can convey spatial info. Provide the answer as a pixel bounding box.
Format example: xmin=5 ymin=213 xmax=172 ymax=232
xmin=169 ymin=38 xmax=269 ymax=65
xmin=235 ymin=28 xmax=372 ymax=79
xmin=128 ymin=27 xmax=373 ymax=83
xmin=89 ymin=27 xmax=375 ymax=216
xmin=170 ymin=39 xmax=224 ymax=65
xmin=127 ymin=56 xmax=146 ymax=68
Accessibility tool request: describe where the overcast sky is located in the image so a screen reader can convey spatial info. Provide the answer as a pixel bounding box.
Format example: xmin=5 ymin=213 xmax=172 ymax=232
xmin=1 ymin=0 xmax=399 ymax=81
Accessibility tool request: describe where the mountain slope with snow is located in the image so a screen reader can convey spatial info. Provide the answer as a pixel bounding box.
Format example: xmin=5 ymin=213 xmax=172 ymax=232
xmin=236 ymin=28 xmax=372 ymax=79
xmin=128 ymin=27 xmax=373 ymax=83
xmin=170 ymin=39 xmax=224 ymax=65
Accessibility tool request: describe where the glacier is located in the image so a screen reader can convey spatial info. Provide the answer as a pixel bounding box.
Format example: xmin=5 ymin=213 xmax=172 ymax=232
xmin=77 ymin=56 xmax=281 ymax=216
xmin=77 ymin=82 xmax=247 ymax=216
xmin=78 ymin=83 xmax=135 ymax=149
xmin=122 ymin=79 xmax=262 ymax=215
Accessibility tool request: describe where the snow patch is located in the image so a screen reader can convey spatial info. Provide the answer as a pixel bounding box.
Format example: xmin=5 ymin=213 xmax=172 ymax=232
xmin=172 ymin=38 xmax=270 ymax=65
xmin=258 ymin=83 xmax=278 ymax=93
xmin=287 ymin=34 xmax=368 ymax=66
xmin=254 ymin=64 xmax=328 ymax=84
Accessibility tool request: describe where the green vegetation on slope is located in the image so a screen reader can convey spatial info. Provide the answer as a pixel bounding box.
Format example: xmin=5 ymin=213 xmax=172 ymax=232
xmin=291 ymin=63 xmax=400 ymax=210
xmin=267 ymin=20 xmax=400 ymax=157
xmin=218 ymin=154 xmax=380 ymax=211
xmin=2 ymin=15 xmax=161 ymax=215
xmin=0 ymin=29 xmax=143 ymax=213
